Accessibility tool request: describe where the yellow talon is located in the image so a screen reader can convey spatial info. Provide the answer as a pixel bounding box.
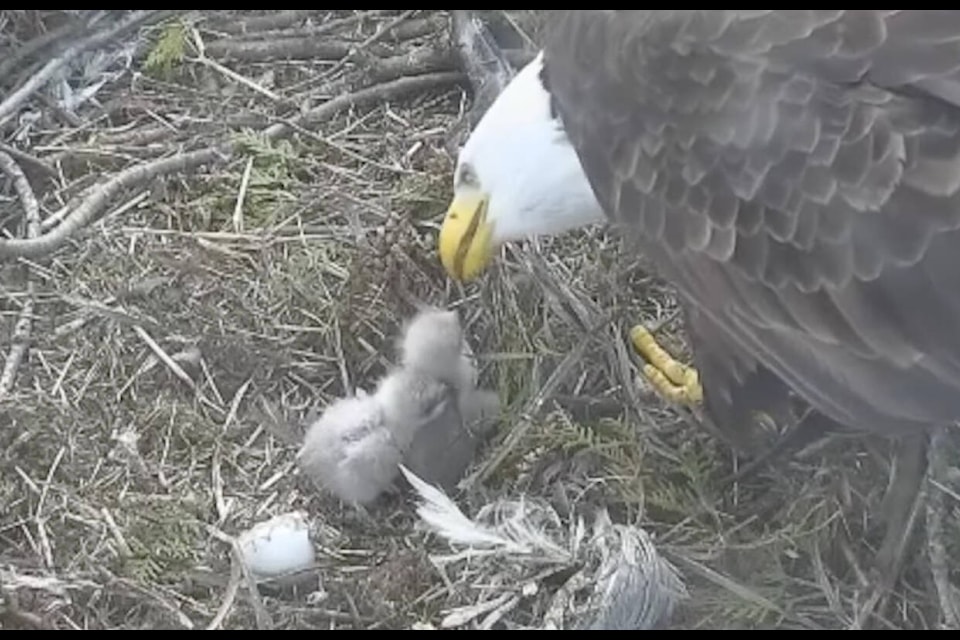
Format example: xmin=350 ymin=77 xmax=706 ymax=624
xmin=630 ymin=325 xmax=703 ymax=406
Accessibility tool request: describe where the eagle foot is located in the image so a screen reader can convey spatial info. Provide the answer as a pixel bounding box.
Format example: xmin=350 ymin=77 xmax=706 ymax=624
xmin=629 ymin=324 xmax=703 ymax=406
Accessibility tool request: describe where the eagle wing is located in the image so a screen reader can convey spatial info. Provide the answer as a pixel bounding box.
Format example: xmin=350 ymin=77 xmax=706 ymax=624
xmin=543 ymin=10 xmax=960 ymax=437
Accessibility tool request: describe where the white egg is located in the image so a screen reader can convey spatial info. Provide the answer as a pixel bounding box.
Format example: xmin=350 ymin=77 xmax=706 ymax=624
xmin=237 ymin=511 xmax=316 ymax=580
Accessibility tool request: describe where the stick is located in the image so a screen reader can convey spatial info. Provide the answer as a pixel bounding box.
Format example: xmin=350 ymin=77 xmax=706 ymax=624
xmin=0 ymin=150 xmax=41 ymax=401
xmin=265 ymin=71 xmax=462 ymax=140
xmin=0 ymin=147 xmax=224 ymax=259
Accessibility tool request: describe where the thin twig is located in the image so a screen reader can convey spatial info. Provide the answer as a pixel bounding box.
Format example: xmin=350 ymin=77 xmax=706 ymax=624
xmin=0 ymin=150 xmax=41 ymax=401
xmin=0 ymin=152 xmax=41 ymax=240
xmin=193 ymin=56 xmax=284 ymax=104
xmin=0 ymin=10 xmax=174 ymax=125
xmin=206 ymin=548 xmax=242 ymax=630
xmin=233 ymin=156 xmax=254 ymax=233
xmin=206 ymin=526 xmax=274 ymax=630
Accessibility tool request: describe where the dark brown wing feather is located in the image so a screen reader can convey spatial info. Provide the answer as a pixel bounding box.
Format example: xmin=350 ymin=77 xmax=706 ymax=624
xmin=543 ymin=10 xmax=960 ymax=440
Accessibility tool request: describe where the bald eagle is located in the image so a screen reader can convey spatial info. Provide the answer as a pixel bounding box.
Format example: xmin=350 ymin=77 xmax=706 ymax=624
xmin=438 ymin=10 xmax=960 ymax=597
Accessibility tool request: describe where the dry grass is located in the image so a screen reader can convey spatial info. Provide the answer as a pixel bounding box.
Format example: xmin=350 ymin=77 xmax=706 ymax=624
xmin=1 ymin=10 xmax=959 ymax=630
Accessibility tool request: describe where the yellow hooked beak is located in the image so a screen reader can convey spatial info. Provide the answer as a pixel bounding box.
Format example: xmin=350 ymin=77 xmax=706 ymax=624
xmin=438 ymin=187 xmax=495 ymax=281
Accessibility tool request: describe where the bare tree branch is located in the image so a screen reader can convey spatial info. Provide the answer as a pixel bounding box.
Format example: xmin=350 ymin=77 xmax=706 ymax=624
xmin=265 ymin=70 xmax=463 ymax=139
xmin=0 ymin=147 xmax=224 ymax=260
xmin=203 ymin=14 xmax=443 ymax=63
xmin=0 ymin=150 xmax=41 ymax=400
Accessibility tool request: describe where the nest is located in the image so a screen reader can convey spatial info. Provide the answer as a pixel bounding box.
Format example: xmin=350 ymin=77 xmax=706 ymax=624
xmin=2 ymin=10 xmax=960 ymax=631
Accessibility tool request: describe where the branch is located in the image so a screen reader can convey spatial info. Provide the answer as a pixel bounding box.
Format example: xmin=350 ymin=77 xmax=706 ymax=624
xmin=312 ymin=45 xmax=456 ymax=100
xmin=265 ymin=71 xmax=463 ymax=140
xmin=203 ymin=37 xmax=360 ymax=63
xmin=0 ymin=150 xmax=41 ymax=401
xmin=0 ymin=147 xmax=225 ymax=260
xmin=0 ymin=11 xmax=175 ymax=125
xmin=202 ymin=14 xmax=444 ymax=63
xmin=366 ymin=46 xmax=456 ymax=83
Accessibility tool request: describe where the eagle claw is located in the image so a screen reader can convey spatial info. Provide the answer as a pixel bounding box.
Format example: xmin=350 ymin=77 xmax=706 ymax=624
xmin=630 ymin=325 xmax=703 ymax=406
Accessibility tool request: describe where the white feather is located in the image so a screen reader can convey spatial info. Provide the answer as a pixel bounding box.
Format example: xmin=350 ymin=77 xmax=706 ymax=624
xmin=399 ymin=464 xmax=522 ymax=551
xmin=455 ymin=51 xmax=606 ymax=245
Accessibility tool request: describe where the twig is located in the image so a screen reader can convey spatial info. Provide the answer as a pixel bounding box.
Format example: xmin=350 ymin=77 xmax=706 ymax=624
xmin=206 ymin=526 xmax=274 ymax=630
xmin=0 ymin=11 xmax=173 ymax=125
xmin=0 ymin=152 xmax=41 ymax=240
xmin=206 ymin=549 xmax=242 ymax=630
xmin=0 ymin=150 xmax=41 ymax=401
xmin=233 ymin=156 xmax=254 ymax=233
xmin=192 ymin=56 xmax=284 ymax=104
xmin=926 ymin=428 xmax=960 ymax=629
xmin=131 ymin=324 xmax=201 ymax=392
xmin=0 ymin=147 xmax=225 ymax=259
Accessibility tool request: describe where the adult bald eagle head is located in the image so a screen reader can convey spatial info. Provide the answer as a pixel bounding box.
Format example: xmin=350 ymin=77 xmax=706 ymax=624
xmin=438 ymin=11 xmax=960 ymax=453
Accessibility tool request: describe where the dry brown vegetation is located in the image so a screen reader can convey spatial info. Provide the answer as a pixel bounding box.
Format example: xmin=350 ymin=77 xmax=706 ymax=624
xmin=1 ymin=10 xmax=958 ymax=630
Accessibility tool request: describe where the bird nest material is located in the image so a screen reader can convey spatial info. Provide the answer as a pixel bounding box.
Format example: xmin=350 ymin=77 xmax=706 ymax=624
xmin=401 ymin=465 xmax=688 ymax=630
xmin=1 ymin=10 xmax=959 ymax=631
